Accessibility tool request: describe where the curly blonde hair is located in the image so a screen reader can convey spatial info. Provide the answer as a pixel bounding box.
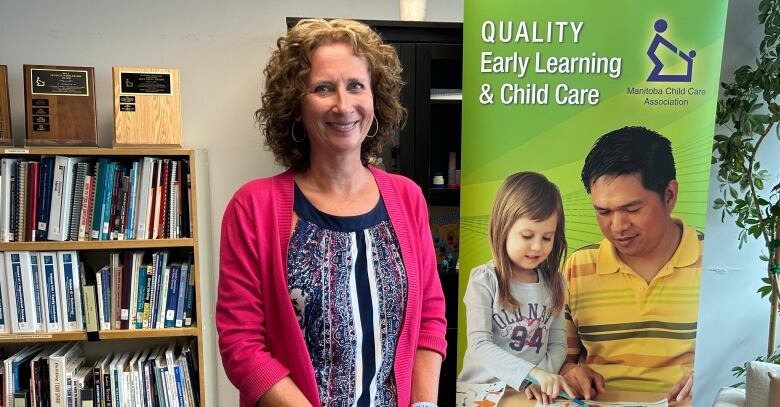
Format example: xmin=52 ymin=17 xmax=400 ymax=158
xmin=256 ymin=18 xmax=407 ymax=171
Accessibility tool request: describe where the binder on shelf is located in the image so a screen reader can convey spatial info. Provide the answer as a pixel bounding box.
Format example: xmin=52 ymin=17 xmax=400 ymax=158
xmin=0 ymin=159 xmax=19 ymax=242
xmin=36 ymin=156 xmax=55 ymax=241
xmin=47 ymin=156 xmax=68 ymax=241
xmin=0 ymin=252 xmax=9 ymax=333
xmin=134 ymin=157 xmax=155 ymax=241
xmin=29 ymin=252 xmax=45 ymax=332
xmin=57 ymin=251 xmax=83 ymax=332
xmin=26 ymin=162 xmax=39 ymax=242
xmin=41 ymin=252 xmax=62 ymax=332
xmin=5 ymin=251 xmax=37 ymax=333
xmin=174 ymin=262 xmax=189 ymax=328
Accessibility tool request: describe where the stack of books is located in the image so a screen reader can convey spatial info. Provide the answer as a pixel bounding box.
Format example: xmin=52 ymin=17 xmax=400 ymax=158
xmin=0 ymin=156 xmax=192 ymax=242
xmin=0 ymin=340 xmax=199 ymax=407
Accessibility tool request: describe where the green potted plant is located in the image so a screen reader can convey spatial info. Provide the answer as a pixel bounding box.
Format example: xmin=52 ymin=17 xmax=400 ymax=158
xmin=711 ymin=0 xmax=780 ymax=366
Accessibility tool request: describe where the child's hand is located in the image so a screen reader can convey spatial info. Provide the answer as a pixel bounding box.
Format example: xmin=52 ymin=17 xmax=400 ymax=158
xmin=529 ymin=367 xmax=576 ymax=404
xmin=524 ymin=384 xmax=552 ymax=405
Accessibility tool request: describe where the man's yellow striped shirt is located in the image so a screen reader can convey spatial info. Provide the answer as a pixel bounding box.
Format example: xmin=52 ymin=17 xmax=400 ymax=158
xmin=563 ymin=220 xmax=702 ymax=393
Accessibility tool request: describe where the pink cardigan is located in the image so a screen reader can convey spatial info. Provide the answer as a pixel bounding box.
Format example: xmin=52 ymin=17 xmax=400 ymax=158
xmin=217 ymin=166 xmax=448 ymax=407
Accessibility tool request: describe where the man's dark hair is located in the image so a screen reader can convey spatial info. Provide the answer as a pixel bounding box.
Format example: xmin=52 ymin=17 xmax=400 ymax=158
xmin=581 ymin=126 xmax=676 ymax=199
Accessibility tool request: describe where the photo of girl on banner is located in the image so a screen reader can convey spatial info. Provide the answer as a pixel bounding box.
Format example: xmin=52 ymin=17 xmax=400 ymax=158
xmin=457 ymin=1 xmax=728 ymax=405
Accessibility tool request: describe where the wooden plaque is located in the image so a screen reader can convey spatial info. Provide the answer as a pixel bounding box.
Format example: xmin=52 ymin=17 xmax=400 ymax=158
xmin=23 ymin=65 xmax=98 ymax=146
xmin=0 ymin=66 xmax=11 ymax=145
xmin=113 ymin=67 xmax=181 ymax=146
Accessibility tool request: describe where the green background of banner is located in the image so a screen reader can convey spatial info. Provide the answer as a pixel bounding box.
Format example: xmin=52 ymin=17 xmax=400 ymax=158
xmin=458 ymin=0 xmax=728 ymax=370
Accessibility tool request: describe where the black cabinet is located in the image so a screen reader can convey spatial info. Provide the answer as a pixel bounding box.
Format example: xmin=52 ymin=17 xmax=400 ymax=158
xmin=370 ymin=22 xmax=462 ymax=407
xmin=287 ymin=18 xmax=463 ymax=406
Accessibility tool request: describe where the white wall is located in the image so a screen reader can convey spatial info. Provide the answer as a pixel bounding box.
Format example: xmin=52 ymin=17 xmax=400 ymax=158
xmin=693 ymin=0 xmax=780 ymax=405
xmin=0 ymin=1 xmax=462 ymax=405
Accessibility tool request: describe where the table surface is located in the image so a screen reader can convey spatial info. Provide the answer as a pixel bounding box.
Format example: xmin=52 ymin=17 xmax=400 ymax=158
xmin=497 ymin=388 xmax=692 ymax=407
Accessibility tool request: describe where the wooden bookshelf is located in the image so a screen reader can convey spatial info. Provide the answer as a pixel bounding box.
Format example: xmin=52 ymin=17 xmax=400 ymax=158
xmin=0 ymin=147 xmax=205 ymax=406
xmin=99 ymin=326 xmax=200 ymax=340
xmin=0 ymin=238 xmax=194 ymax=251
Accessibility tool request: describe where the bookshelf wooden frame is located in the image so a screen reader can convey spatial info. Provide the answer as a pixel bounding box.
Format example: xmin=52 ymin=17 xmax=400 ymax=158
xmin=0 ymin=147 xmax=205 ymax=406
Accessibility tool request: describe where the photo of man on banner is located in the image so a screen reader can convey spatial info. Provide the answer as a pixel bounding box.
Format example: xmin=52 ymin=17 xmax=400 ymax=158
xmin=561 ymin=126 xmax=701 ymax=402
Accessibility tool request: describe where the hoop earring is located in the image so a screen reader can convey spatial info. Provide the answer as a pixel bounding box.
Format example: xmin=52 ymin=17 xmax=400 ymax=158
xmin=367 ymin=116 xmax=379 ymax=138
xmin=290 ymin=120 xmax=306 ymax=143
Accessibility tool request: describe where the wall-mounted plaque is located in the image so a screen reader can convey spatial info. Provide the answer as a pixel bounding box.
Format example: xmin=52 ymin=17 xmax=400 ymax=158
xmin=0 ymin=66 xmax=12 ymax=145
xmin=113 ymin=67 xmax=181 ymax=146
xmin=23 ymin=65 xmax=98 ymax=146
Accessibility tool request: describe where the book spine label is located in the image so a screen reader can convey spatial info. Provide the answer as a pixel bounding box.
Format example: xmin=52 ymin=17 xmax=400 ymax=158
xmin=61 ymin=253 xmax=77 ymax=327
xmin=10 ymin=253 xmax=27 ymax=328
xmin=30 ymin=254 xmax=44 ymax=331
xmin=43 ymin=254 xmax=60 ymax=330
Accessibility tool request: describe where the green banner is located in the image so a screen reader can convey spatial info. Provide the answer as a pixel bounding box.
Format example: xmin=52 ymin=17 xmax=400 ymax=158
xmin=458 ymin=0 xmax=728 ymax=395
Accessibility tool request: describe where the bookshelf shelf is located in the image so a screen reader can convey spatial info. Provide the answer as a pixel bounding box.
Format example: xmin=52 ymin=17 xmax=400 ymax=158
xmin=0 ymin=332 xmax=87 ymax=343
xmin=99 ymin=327 xmax=200 ymax=340
xmin=2 ymin=147 xmax=194 ymax=157
xmin=0 ymin=238 xmax=195 ymax=251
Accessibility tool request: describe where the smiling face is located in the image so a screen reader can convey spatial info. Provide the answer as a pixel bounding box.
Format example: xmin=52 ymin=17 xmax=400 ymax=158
xmin=505 ymin=213 xmax=558 ymax=276
xmin=299 ymin=42 xmax=374 ymax=160
xmin=590 ymin=173 xmax=677 ymax=261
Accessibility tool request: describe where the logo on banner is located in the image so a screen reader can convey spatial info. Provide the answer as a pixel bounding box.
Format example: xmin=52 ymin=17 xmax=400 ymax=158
xmin=625 ymin=18 xmax=706 ymax=106
xmin=646 ymin=19 xmax=696 ymax=82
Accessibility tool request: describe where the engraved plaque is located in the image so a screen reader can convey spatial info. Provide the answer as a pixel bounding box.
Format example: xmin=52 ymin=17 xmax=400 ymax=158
xmin=0 ymin=66 xmax=12 ymax=145
xmin=113 ymin=66 xmax=181 ymax=146
xmin=23 ymin=65 xmax=98 ymax=146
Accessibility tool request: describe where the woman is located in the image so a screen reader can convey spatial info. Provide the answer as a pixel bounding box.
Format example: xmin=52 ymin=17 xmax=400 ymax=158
xmin=217 ymin=18 xmax=447 ymax=407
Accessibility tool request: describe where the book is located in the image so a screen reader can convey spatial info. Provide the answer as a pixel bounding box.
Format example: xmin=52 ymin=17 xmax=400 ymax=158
xmin=158 ymin=160 xmax=170 ymax=239
xmin=47 ymin=156 xmax=69 ymax=241
xmin=134 ymin=157 xmax=155 ymax=240
xmin=81 ymin=271 xmax=99 ymax=336
xmin=16 ymin=161 xmax=27 ymax=242
xmin=126 ymin=161 xmax=139 ymax=240
xmin=98 ymin=265 xmax=111 ymax=331
xmin=181 ymin=159 xmax=192 ymax=238
xmin=29 ymin=252 xmax=45 ymax=332
xmin=59 ymin=157 xmax=88 ymax=241
xmin=26 ymin=161 xmax=39 ymax=242
xmin=183 ymin=257 xmax=195 ymax=327
xmin=78 ymin=173 xmax=94 ymax=241
xmin=164 ymin=263 xmax=180 ymax=328
xmin=36 ymin=156 xmax=55 ymax=241
xmin=149 ymin=160 xmax=161 ymax=240
xmin=90 ymin=159 xmax=109 ymax=240
xmin=57 ymin=251 xmax=83 ymax=332
xmin=6 ymin=251 xmax=36 ymax=333
xmin=174 ymin=261 xmax=189 ymax=328
xmin=101 ymin=162 xmax=117 ymax=241
xmin=68 ymin=162 xmax=89 ymax=241
xmin=0 ymin=252 xmax=8 ymax=333
xmin=119 ymin=251 xmax=135 ymax=330
xmin=40 ymin=252 xmax=62 ymax=332
xmin=48 ymin=342 xmax=83 ymax=407
xmin=0 ymin=158 xmax=19 ymax=242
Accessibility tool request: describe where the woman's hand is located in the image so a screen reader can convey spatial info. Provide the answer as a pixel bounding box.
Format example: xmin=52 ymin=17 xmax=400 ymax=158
xmin=528 ymin=367 xmax=576 ymax=404
xmin=256 ymin=377 xmax=312 ymax=407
